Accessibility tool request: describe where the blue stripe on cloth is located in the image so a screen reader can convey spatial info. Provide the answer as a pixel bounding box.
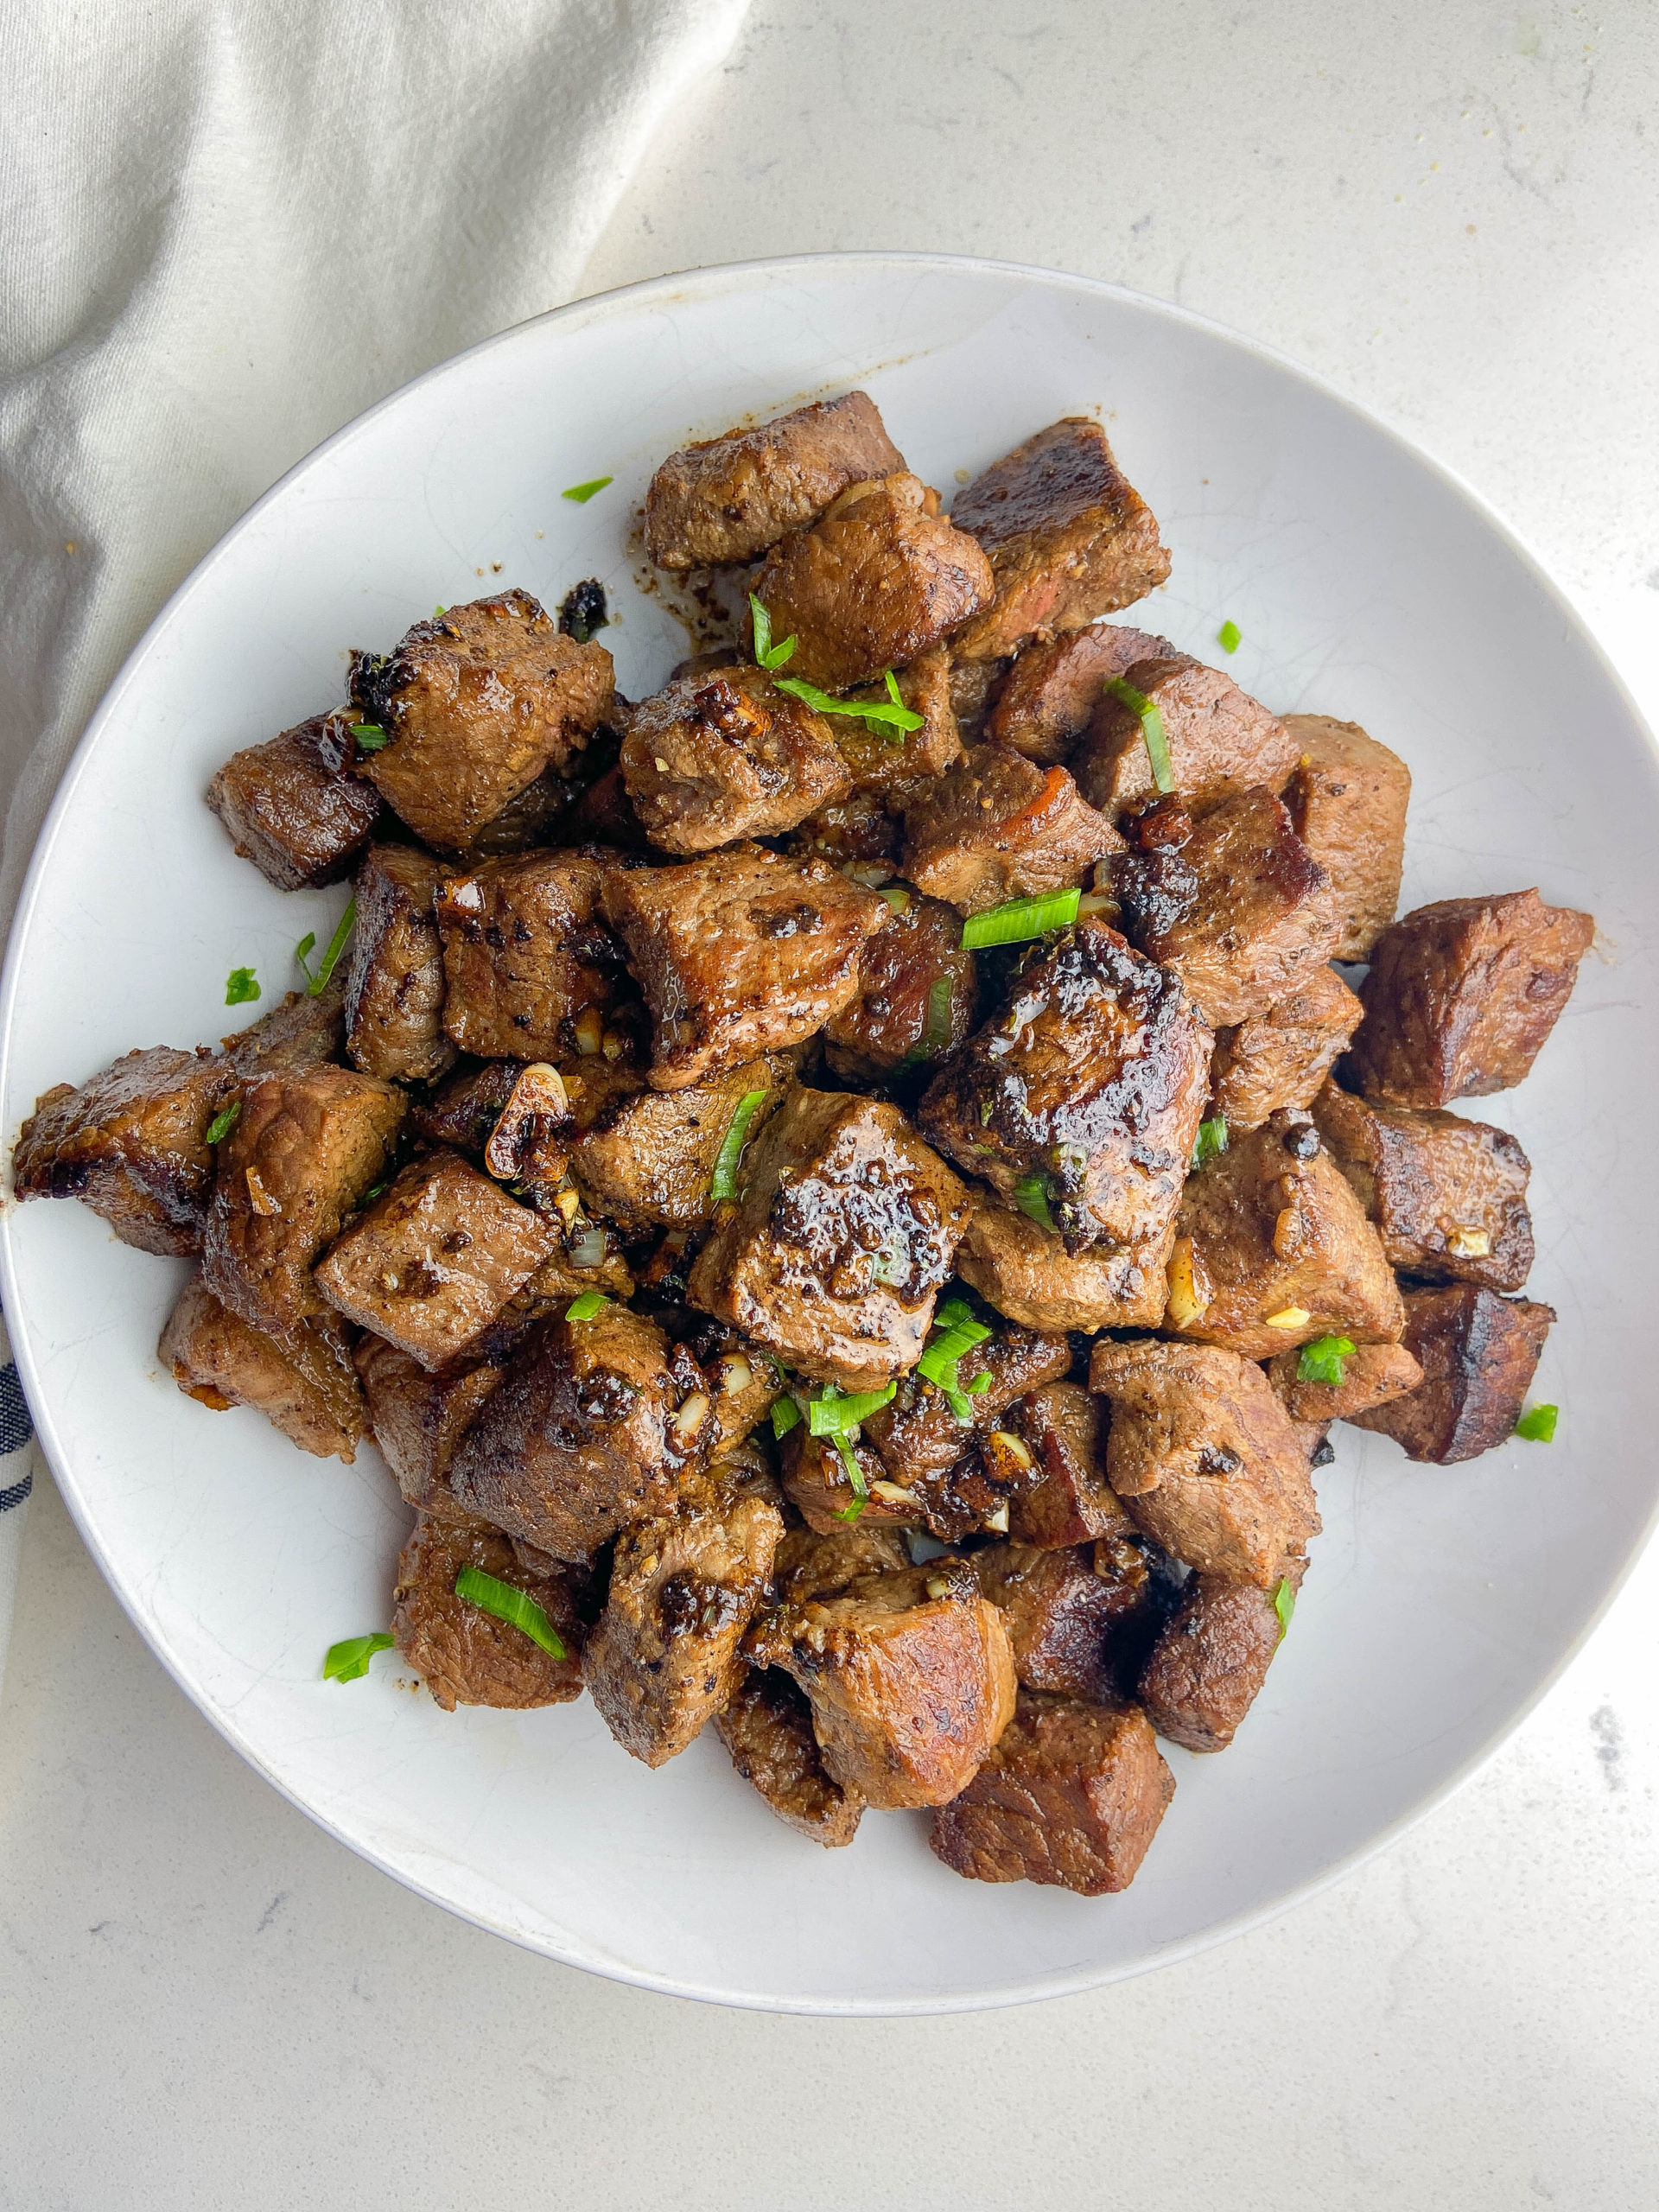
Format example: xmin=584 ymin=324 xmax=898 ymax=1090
xmin=0 ymin=1363 xmax=32 ymax=1457
xmin=0 ymin=1472 xmax=31 ymax=1512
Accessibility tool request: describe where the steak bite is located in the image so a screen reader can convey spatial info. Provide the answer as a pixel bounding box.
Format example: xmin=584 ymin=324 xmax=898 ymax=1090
xmin=159 ymin=1278 xmax=365 ymax=1461
xmin=861 ymin=1317 xmax=1070 ymax=1485
xmin=435 ymin=850 xmax=625 ymax=1065
xmin=1345 ymin=1282 xmax=1554 ymax=1463
xmin=1166 ymin=1111 xmax=1404 ymax=1358
xmin=1281 ymin=714 xmax=1411 ymax=958
xmin=930 ymin=1690 xmax=1173 ymax=1895
xmin=953 ymin=1198 xmax=1169 ymax=1332
xmin=645 ymin=390 xmax=906 ymax=570
xmin=1113 ymin=784 xmax=1337 ymax=1027
xmin=822 ymin=891 xmax=979 ymax=1084
xmin=899 ymin=749 xmax=1122 ymax=917
xmin=599 ymin=844 xmax=891 ymax=1091
xmin=585 ymin=1459 xmax=785 ymax=1767
xmin=314 ymin=1150 xmax=558 ymax=1370
xmin=200 ymin=1066 xmax=405 ymax=1339
xmin=1088 ymin=1338 xmax=1320 ymax=1585
xmin=948 ymin=419 xmax=1172 ymax=662
xmin=345 ymin=844 xmax=454 ymax=1082
xmin=1137 ymin=1576 xmax=1288 ymax=1754
xmin=1312 ymin=1081 xmax=1535 ymax=1292
xmin=986 ymin=623 xmax=1181 ymax=766
xmin=1072 ymin=658 xmax=1299 ymax=817
xmin=714 ymin=1669 xmax=866 ymax=1847
xmin=1207 ymin=963 xmax=1363 ymax=1132
xmin=919 ymin=918 xmax=1212 ymax=1255
xmin=221 ymin=976 xmax=350 ymax=1075
xmin=620 ymin=663 xmax=853 ymax=851
xmin=744 ymin=1560 xmax=1017 ymax=1810
xmin=688 ymin=1089 xmax=971 ymax=1387
xmin=1265 ymin=1338 xmax=1424 ymax=1425
xmin=448 ymin=1305 xmax=716 ymax=1560
xmin=752 ymin=474 xmax=994 ymax=690
xmin=971 ymin=1541 xmax=1128 ymax=1704
xmin=393 ymin=1512 xmax=584 ymax=1713
xmin=831 ymin=648 xmax=963 ymax=798
xmin=779 ymin=1427 xmax=909 ymax=1534
xmin=350 ymin=591 xmax=614 ymax=850
xmin=1346 ymin=890 xmax=1595 ymax=1106
xmin=569 ymin=1055 xmax=789 ymax=1234
xmin=1007 ymin=1381 xmax=1128 ymax=1548
xmin=207 ymin=708 xmax=382 ymax=890
xmin=353 ymin=1336 xmax=504 ymax=1518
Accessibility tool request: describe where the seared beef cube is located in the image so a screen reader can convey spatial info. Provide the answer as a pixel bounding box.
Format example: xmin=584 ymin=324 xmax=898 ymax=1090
xmin=448 ymin=1306 xmax=715 ymax=1560
xmin=1347 ymin=890 xmax=1595 ymax=1107
xmin=461 ymin=760 xmax=584 ymax=857
xmin=1138 ymin=1576 xmax=1287 ymax=1753
xmin=1208 ymin=963 xmax=1363 ymax=1132
xmin=393 ymin=1512 xmax=584 ymax=1712
xmin=353 ymin=1335 xmax=504 ymax=1518
xmin=972 ymin=1541 xmax=1131 ymax=1702
xmin=207 ymin=708 xmax=381 ymax=890
xmin=1266 ymin=1338 xmax=1424 ymax=1424
xmin=949 ymin=419 xmax=1172 ymax=662
xmin=986 ymin=623 xmax=1181 ymax=766
xmin=862 ymin=1322 xmax=1071 ymax=1491
xmin=774 ymin=1521 xmax=913 ymax=1599
xmin=920 ymin=918 xmax=1211 ymax=1253
xmin=745 ymin=1562 xmax=1016 ymax=1809
xmin=586 ymin=1461 xmax=784 ymax=1766
xmin=687 ymin=1088 xmax=971 ymax=1387
xmin=569 ymin=1056 xmax=789 ymax=1234
xmin=715 ymin=1670 xmax=865 ymax=1847
xmin=900 ymin=749 xmax=1122 ymax=917
xmin=620 ymin=663 xmax=853 ymax=851
xmin=1115 ymin=784 xmax=1336 ymax=1027
xmin=1281 ymin=715 xmax=1411 ymax=958
xmin=779 ymin=1427 xmax=915 ymax=1533
xmin=954 ymin=1198 xmax=1168 ymax=1332
xmin=221 ymin=976 xmax=349 ymax=1074
xmin=1008 ymin=1381 xmax=1129 ymax=1548
xmin=1089 ymin=1338 xmax=1320 ymax=1585
xmin=930 ymin=1690 xmax=1173 ymax=1894
xmin=1166 ymin=1111 xmax=1404 ymax=1358
xmin=789 ymin=786 xmax=904 ymax=875
xmin=1313 ymin=1081 xmax=1535 ymax=1292
xmin=351 ymin=591 xmax=613 ymax=850
xmin=832 ymin=648 xmax=963 ymax=798
xmin=692 ymin=1330 xmax=783 ymax=1457
xmin=1073 ymin=658 xmax=1298 ymax=817
xmin=600 ymin=844 xmax=890 ymax=1091
xmin=1346 ymin=1283 xmax=1554 ymax=1463
xmin=752 ymin=474 xmax=994 ymax=690
xmin=200 ymin=1066 xmax=404 ymax=1338
xmin=436 ymin=850 xmax=622 ymax=1063
xmin=159 ymin=1278 xmax=365 ymax=1461
xmin=314 ymin=1150 xmax=557 ymax=1370
xmin=645 ymin=391 xmax=905 ymax=569
xmin=822 ymin=893 xmax=978 ymax=1083
xmin=345 ymin=844 xmax=453 ymax=1082
xmin=410 ymin=1058 xmax=522 ymax=1156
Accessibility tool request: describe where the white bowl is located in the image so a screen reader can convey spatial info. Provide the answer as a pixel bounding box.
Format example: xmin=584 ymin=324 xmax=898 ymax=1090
xmin=3 ymin=254 xmax=1655 ymax=2016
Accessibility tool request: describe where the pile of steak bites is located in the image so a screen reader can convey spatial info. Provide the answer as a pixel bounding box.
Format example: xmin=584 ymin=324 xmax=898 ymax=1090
xmin=14 ymin=391 xmax=1594 ymax=1897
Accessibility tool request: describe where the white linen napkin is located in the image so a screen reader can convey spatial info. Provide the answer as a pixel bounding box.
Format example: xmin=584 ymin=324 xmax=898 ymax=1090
xmin=0 ymin=0 xmax=750 ymax=1705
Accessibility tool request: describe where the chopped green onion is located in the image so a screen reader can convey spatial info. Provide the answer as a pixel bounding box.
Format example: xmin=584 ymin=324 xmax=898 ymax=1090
xmin=748 ymin=593 xmax=798 ymax=672
xmin=433 ymin=604 xmax=447 ymax=619
xmin=1103 ymin=675 xmax=1174 ymax=794
xmin=960 ymin=888 xmax=1081 ymax=950
xmin=966 ymin=1371 xmax=991 ymax=1395
xmin=359 ymin=1179 xmax=391 ymax=1205
xmin=1297 ymin=1334 xmax=1356 ymax=1387
xmin=1515 ymin=1403 xmax=1558 ymax=1442
xmin=833 ymin=1433 xmax=868 ymax=1495
xmin=832 ymin=1500 xmax=868 ymax=1523
xmin=564 ymin=1291 xmax=610 ymax=1321
xmin=772 ymin=672 xmax=925 ymax=740
xmin=877 ymin=884 xmax=912 ymax=913
xmin=918 ymin=1304 xmax=996 ymax=1422
xmin=1272 ymin=1578 xmax=1295 ymax=1634
xmin=1192 ymin=1115 xmax=1228 ymax=1168
xmin=1012 ymin=1174 xmax=1056 ymax=1232
xmin=922 ymin=974 xmax=954 ymax=1055
xmin=351 ymin=722 xmax=391 ymax=751
xmin=562 ymin=475 xmax=613 ymax=503
xmin=205 ymin=1101 xmax=240 ymax=1145
xmin=454 ymin=1565 xmax=569 ymax=1660
xmin=709 ymin=1088 xmax=768 ymax=1201
xmin=805 ymin=1382 xmax=897 ymax=1436
xmin=323 ymin=1630 xmax=394 ymax=1683
xmin=295 ymin=899 xmax=355 ymax=996
xmin=771 ymin=1395 xmax=802 ymax=1440
xmin=1217 ymin=619 xmax=1242 ymax=654
xmin=225 ymin=967 xmax=260 ymax=1006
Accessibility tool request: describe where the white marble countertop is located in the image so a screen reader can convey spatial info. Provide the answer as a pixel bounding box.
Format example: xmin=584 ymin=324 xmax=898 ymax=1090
xmin=4 ymin=4 xmax=1658 ymax=2203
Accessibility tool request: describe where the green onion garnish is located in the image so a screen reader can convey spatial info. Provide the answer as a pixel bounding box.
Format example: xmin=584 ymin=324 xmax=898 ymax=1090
xmin=918 ymin=1302 xmax=995 ymax=1421
xmin=351 ymin=722 xmax=391 ymax=751
xmin=960 ymin=887 xmax=1081 ymax=950
xmin=564 ymin=1291 xmax=610 ymax=1321
xmin=832 ymin=1500 xmax=868 ymax=1523
xmin=295 ymin=899 xmax=356 ymax=997
xmin=1103 ymin=675 xmax=1174 ymax=794
xmin=772 ymin=672 xmax=925 ymax=741
xmin=709 ymin=1089 xmax=768 ymax=1201
xmin=454 ymin=1565 xmax=569 ymax=1660
xmin=1191 ymin=1116 xmax=1228 ymax=1168
xmin=1272 ymin=1578 xmax=1295 ymax=1634
xmin=1297 ymin=1334 xmax=1356 ymax=1387
xmin=225 ymin=967 xmax=260 ymax=1007
xmin=205 ymin=1101 xmax=240 ymax=1145
xmin=1012 ymin=1174 xmax=1056 ymax=1232
xmin=748 ymin=593 xmax=798 ymax=672
xmin=771 ymin=1395 xmax=802 ymax=1440
xmin=562 ymin=476 xmax=613 ymax=504
xmin=922 ymin=975 xmax=954 ymax=1055
xmin=806 ymin=1382 xmax=897 ymax=1436
xmin=833 ymin=1433 xmax=868 ymax=1495
xmin=323 ymin=1630 xmax=394 ymax=1683
xmin=1514 ymin=1403 xmax=1558 ymax=1442
xmin=433 ymin=604 xmax=447 ymax=619
xmin=1217 ymin=619 xmax=1242 ymax=654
